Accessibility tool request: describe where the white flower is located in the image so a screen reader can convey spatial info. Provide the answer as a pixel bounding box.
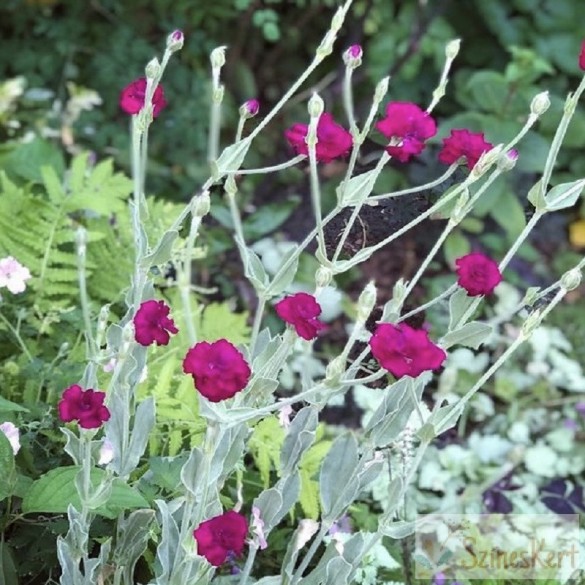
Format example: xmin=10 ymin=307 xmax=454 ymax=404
xmin=278 ymin=404 xmax=293 ymax=429
xmin=98 ymin=438 xmax=114 ymax=465
xmin=0 ymin=421 xmax=20 ymax=455
xmin=250 ymin=506 xmax=268 ymax=550
xmin=0 ymin=256 xmax=31 ymax=294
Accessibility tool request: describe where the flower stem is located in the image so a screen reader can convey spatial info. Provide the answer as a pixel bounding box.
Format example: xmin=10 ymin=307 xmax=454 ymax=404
xmin=0 ymin=311 xmax=33 ymax=362
xmin=237 ymin=155 xmax=306 ymax=175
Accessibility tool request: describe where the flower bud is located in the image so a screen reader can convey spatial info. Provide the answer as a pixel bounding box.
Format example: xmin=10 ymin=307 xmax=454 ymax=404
xmin=239 ymin=98 xmax=259 ymax=119
xmin=530 ymin=91 xmax=550 ymax=116
xmin=521 ymin=309 xmax=542 ymax=338
xmin=445 ymin=39 xmax=461 ymax=60
xmin=325 ymin=356 xmax=345 ymax=384
xmin=210 ymin=46 xmax=227 ymax=69
xmin=193 ymin=191 xmax=211 ymax=218
xmin=308 ymin=93 xmax=324 ymax=118
xmin=561 ymin=268 xmax=582 ymax=291
xmin=343 ymin=44 xmax=363 ymax=68
xmin=374 ymin=76 xmax=390 ymax=104
xmin=357 ymin=281 xmax=377 ymax=322
xmin=497 ymin=149 xmax=518 ymax=172
xmin=470 ymin=144 xmax=502 ymax=179
xmin=145 ymin=57 xmax=161 ymax=80
xmin=315 ymin=265 xmax=333 ymax=288
xmin=166 ymin=29 xmax=184 ymax=53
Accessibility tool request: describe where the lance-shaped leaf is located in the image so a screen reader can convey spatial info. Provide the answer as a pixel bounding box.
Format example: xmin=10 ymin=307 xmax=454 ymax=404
xmin=441 ymin=321 xmax=493 ymax=349
xmin=544 ymin=178 xmax=585 ymax=212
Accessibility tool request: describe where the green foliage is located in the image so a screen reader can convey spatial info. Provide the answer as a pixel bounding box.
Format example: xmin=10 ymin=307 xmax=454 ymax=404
xmin=249 ymin=416 xmax=285 ymax=488
xmin=22 ymin=466 xmax=149 ymax=519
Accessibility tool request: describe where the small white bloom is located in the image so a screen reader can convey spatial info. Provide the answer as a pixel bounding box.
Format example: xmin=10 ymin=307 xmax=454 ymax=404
xmin=0 ymin=256 xmax=31 ymax=294
xmin=103 ymin=357 xmax=117 ymax=373
xmin=278 ymin=404 xmax=293 ymax=429
xmin=250 ymin=506 xmax=268 ymax=550
xmin=98 ymin=438 xmax=114 ymax=465
xmin=0 ymin=421 xmax=20 ymax=455
xmin=293 ymin=519 xmax=320 ymax=552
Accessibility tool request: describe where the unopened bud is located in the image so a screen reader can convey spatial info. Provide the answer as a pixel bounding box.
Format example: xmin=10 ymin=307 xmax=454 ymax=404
xmin=374 ymin=76 xmax=390 ymax=104
xmin=357 ymin=281 xmax=377 ymax=322
xmin=210 ymin=46 xmax=227 ymax=69
xmin=497 ymin=149 xmax=518 ymax=172
xmin=308 ymin=93 xmax=324 ymax=118
xmin=530 ymin=91 xmax=550 ymax=116
xmin=325 ymin=356 xmax=345 ymax=383
xmin=343 ymin=44 xmax=363 ymax=68
xmin=193 ymin=191 xmax=211 ymax=218
xmin=145 ymin=57 xmax=161 ymax=80
xmin=450 ymin=188 xmax=470 ymax=224
xmin=315 ymin=266 xmax=333 ymax=288
xmin=521 ymin=309 xmax=542 ymax=338
xmin=166 ymin=30 xmax=184 ymax=52
xmin=239 ymin=98 xmax=259 ymax=119
xmin=471 ymin=144 xmax=502 ymax=179
xmin=445 ymin=39 xmax=461 ymax=60
xmin=560 ymin=268 xmax=582 ymax=291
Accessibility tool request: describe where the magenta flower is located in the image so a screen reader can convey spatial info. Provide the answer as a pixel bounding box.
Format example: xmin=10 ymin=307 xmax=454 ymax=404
xmin=438 ymin=129 xmax=493 ymax=170
xmin=242 ymin=98 xmax=260 ymax=118
xmin=58 ymin=384 xmax=111 ymax=429
xmin=0 ymin=256 xmax=31 ymax=294
xmin=375 ymin=102 xmax=437 ymax=162
xmin=119 ymin=77 xmax=167 ymax=117
xmin=285 ymin=113 xmax=353 ymax=163
xmin=580 ymin=41 xmax=585 ymax=71
xmin=369 ymin=323 xmax=446 ymax=379
xmin=455 ymin=253 xmax=502 ymax=297
xmin=183 ymin=339 xmax=251 ymax=402
xmin=133 ymin=300 xmax=178 ymax=347
xmin=194 ymin=510 xmax=248 ymax=567
xmin=275 ymin=292 xmax=326 ymax=341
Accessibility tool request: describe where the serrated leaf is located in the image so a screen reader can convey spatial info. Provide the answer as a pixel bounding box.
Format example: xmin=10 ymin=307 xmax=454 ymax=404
xmin=22 ymin=466 xmax=149 ymax=519
xmin=441 ymin=321 xmax=493 ymax=349
xmin=196 ymin=302 xmax=250 ymax=344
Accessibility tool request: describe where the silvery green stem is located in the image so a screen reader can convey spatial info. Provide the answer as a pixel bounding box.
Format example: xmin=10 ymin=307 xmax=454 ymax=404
xmin=0 ymin=311 xmax=33 ymax=361
xmin=264 ymin=207 xmax=339 ymax=297
xmin=332 ymin=152 xmax=390 ymax=263
xmin=401 ymin=220 xmax=455 ymax=304
xmin=541 ymin=76 xmax=585 ymax=196
xmin=343 ymin=66 xmax=358 ymax=134
xmin=290 ymin=523 xmax=331 ymax=585
xmin=499 ymin=211 xmax=544 ymax=272
xmin=426 ymin=39 xmax=459 ymax=114
xmin=248 ymin=296 xmax=267 ymax=358
xmin=179 ymin=213 xmax=203 ymax=346
xmin=238 ymin=545 xmax=259 ymax=585
xmin=504 ymin=112 xmax=538 ymax=151
xmin=237 ymin=155 xmax=306 ymax=175
xmin=398 ymin=284 xmax=457 ymax=324
xmin=76 ymin=227 xmax=98 ymax=362
xmin=340 ymin=178 xmax=473 ymax=270
xmin=369 ymin=163 xmax=458 ymax=202
xmin=307 ymin=118 xmax=327 ymax=258
xmin=235 ymin=116 xmax=246 ymax=143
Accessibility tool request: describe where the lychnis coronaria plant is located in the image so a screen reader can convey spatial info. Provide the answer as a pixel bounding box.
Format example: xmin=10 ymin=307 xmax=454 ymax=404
xmin=44 ymin=3 xmax=585 ymax=585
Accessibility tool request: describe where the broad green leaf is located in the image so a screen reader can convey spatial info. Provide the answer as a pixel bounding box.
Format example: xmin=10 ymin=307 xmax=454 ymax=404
xmin=490 ymin=188 xmax=526 ymax=236
xmin=466 ymin=71 xmax=509 ymax=113
xmin=22 ymin=466 xmax=149 ymax=519
xmin=196 ymin=302 xmax=250 ymax=344
xmin=443 ymin=230 xmax=471 ymax=267
xmin=0 ymin=396 xmax=29 ymax=413
xmin=0 ymin=541 xmax=18 ymax=585
xmin=0 ymin=431 xmax=15 ymax=502
xmin=441 ymin=321 xmax=493 ymax=349
xmin=243 ymin=197 xmax=300 ymax=241
xmin=4 ymin=138 xmax=65 ymax=183
xmin=249 ymin=416 xmax=285 ymax=487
